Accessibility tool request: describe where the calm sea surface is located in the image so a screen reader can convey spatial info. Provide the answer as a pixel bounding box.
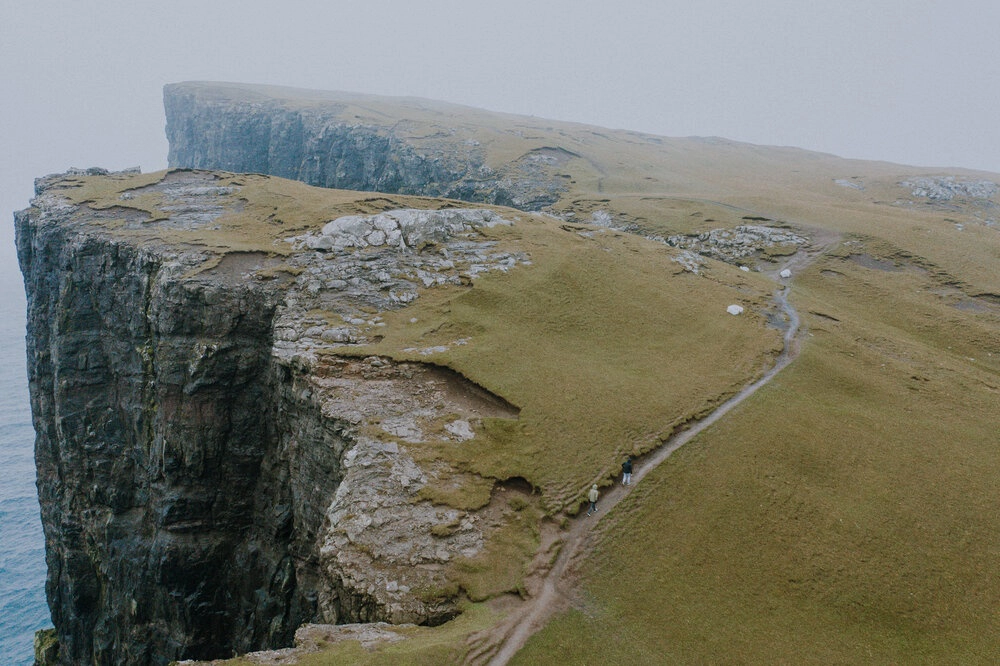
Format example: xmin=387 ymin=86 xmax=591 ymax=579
xmin=0 ymin=279 xmax=49 ymax=666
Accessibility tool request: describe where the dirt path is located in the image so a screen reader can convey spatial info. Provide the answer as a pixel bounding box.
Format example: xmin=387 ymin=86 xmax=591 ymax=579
xmin=478 ymin=241 xmax=832 ymax=665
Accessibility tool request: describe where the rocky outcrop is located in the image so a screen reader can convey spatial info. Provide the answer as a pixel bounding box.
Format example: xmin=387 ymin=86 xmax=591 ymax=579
xmin=900 ymin=176 xmax=998 ymax=201
xmin=662 ymin=225 xmax=809 ymax=273
xmin=175 ymin=622 xmax=415 ymax=665
xmin=164 ymin=82 xmax=570 ymax=210
xmin=17 ymin=169 xmax=524 ymax=665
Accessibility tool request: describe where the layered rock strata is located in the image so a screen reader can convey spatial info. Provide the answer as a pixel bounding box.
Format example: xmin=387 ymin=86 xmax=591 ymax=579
xmin=165 ymin=82 xmax=570 ymax=210
xmin=17 ymin=169 xmax=522 ymax=665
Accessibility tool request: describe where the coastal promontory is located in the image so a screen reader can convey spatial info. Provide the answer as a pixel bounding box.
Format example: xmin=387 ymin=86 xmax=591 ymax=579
xmin=19 ymin=82 xmax=1000 ymax=664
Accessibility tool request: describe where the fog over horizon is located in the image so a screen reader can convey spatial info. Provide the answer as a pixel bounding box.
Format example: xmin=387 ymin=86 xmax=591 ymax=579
xmin=3 ymin=0 xmax=999 ymax=286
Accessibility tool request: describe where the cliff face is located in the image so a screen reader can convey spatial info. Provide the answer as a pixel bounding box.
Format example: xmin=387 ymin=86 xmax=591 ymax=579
xmin=16 ymin=172 xmax=309 ymax=663
xmin=17 ymin=169 xmax=527 ymax=665
xmin=28 ymin=82 xmax=1000 ymax=666
xmin=164 ymin=82 xmax=569 ymax=210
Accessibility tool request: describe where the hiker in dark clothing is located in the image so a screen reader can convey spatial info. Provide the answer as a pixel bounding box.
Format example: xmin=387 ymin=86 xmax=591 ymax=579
xmin=622 ymin=456 xmax=633 ymax=485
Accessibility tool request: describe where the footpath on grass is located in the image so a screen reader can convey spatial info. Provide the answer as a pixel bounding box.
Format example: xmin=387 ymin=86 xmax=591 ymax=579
xmin=478 ymin=245 xmax=825 ymax=666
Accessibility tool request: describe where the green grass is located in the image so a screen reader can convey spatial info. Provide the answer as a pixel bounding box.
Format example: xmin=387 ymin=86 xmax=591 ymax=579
xmin=50 ymin=168 xmax=788 ymax=653
xmin=56 ymin=169 xmax=509 ymax=259
xmin=452 ymin=493 xmax=542 ymax=602
xmin=513 ymin=246 xmax=1000 ymax=664
xmin=48 ymin=93 xmax=1000 ymax=662
xmin=358 ymin=218 xmax=783 ymax=510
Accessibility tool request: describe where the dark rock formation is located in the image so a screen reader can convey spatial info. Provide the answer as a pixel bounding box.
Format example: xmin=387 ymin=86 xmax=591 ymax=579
xmin=164 ymin=82 xmax=570 ymax=210
xmin=17 ymin=169 xmax=523 ymax=665
xmin=17 ymin=175 xmax=311 ymax=664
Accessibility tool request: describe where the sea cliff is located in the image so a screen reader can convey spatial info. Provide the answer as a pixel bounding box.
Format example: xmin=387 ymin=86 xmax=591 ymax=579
xmin=16 ymin=168 xmax=532 ymax=664
xmin=28 ymin=81 xmax=1000 ymax=665
xmin=164 ymin=81 xmax=569 ymax=210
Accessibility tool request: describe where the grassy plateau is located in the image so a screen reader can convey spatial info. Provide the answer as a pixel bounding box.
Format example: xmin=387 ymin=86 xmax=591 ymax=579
xmin=61 ymin=84 xmax=1000 ymax=663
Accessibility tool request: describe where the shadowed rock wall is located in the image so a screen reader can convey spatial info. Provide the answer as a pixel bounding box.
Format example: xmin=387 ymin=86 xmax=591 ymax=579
xmin=164 ymin=82 xmax=567 ymax=210
xmin=15 ymin=183 xmax=348 ymax=664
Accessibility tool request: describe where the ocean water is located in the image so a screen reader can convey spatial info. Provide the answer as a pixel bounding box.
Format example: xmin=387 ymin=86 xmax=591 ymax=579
xmin=0 ymin=280 xmax=49 ymax=666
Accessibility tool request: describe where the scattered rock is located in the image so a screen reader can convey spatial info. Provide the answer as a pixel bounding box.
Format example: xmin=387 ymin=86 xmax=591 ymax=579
xmin=590 ymin=210 xmax=614 ymax=227
xmin=666 ymin=225 xmax=808 ymax=265
xmin=293 ymin=208 xmax=511 ymax=252
xmin=835 ymin=178 xmax=865 ymax=191
xmin=445 ymin=419 xmax=476 ymax=441
xmin=901 ymin=177 xmax=998 ymax=201
xmin=272 ymin=209 xmax=529 ymax=358
xmin=321 ymin=328 xmax=354 ymax=343
xmin=672 ymin=250 xmax=705 ymax=274
xmin=727 ymin=304 xmax=744 ymax=315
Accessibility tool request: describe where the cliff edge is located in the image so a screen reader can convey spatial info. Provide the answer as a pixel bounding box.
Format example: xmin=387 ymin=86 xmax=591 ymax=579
xmin=19 ymin=160 xmax=790 ymax=663
xmin=16 ymin=168 xmax=541 ymax=664
xmin=20 ymin=81 xmax=1000 ymax=665
xmin=164 ymin=82 xmax=572 ymax=210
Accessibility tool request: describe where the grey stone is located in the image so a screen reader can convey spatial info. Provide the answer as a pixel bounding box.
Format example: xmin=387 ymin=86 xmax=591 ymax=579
xmin=667 ymin=225 xmax=808 ymax=265
xmin=320 ymin=328 xmax=353 ymax=343
xmin=901 ymin=176 xmax=998 ymax=201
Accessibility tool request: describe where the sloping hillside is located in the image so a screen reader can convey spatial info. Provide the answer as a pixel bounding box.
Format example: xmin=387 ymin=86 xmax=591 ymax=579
xmin=163 ymin=82 xmax=1000 ymax=665
xmin=165 ymin=81 xmax=999 ymax=296
xmin=26 ymin=82 xmax=999 ymax=664
xmin=21 ymin=166 xmax=790 ymax=664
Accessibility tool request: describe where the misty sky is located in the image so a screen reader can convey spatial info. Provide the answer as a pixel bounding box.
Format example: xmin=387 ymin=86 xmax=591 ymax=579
xmin=2 ymin=0 xmax=999 ymax=294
